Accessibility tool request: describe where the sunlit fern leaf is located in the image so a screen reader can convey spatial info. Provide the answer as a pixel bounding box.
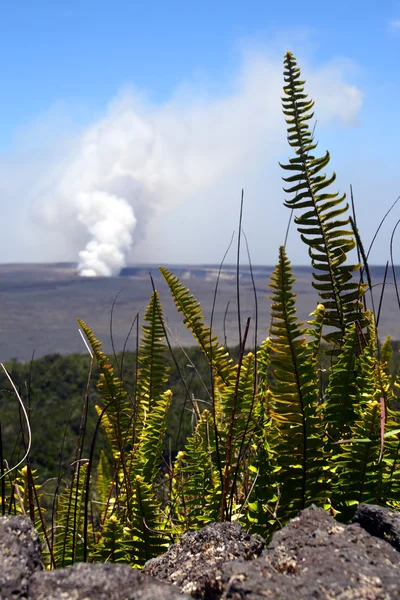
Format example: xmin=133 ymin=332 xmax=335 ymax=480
xmin=135 ymin=291 xmax=170 ymax=437
xmin=53 ymin=463 xmax=88 ymax=567
xmin=280 ymin=52 xmax=367 ymax=347
xmin=78 ymin=320 xmax=132 ymax=459
xmin=13 ymin=466 xmax=56 ymax=568
xmin=268 ymin=246 xmax=329 ymax=521
xmin=173 ymin=409 xmax=221 ymax=530
xmin=168 ymin=451 xmax=189 ymax=534
xmin=159 ymin=267 xmax=235 ymax=384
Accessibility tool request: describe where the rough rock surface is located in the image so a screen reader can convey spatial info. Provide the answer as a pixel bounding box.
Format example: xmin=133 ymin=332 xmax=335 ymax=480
xmin=0 ymin=515 xmax=43 ymax=599
xmin=2 ymin=507 xmax=400 ymax=600
xmin=219 ymin=505 xmax=400 ymax=599
xmin=28 ymin=562 xmax=191 ymax=600
xmin=353 ymin=502 xmax=400 ymax=551
xmin=144 ymin=521 xmax=265 ymax=599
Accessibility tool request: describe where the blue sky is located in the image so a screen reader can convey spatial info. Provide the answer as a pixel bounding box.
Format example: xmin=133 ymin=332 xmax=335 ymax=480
xmin=0 ymin=1 xmax=399 ymax=271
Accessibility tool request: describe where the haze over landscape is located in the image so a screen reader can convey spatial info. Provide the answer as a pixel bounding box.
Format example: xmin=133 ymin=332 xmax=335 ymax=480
xmin=0 ymin=1 xmax=400 ymax=358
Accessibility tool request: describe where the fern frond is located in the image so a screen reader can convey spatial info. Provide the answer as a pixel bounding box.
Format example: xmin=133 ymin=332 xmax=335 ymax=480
xmin=268 ymin=246 xmax=329 ymax=519
xmin=257 ymin=337 xmax=272 ymax=416
xmin=159 ymin=267 xmax=235 ymax=384
xmin=78 ymin=320 xmax=132 ymax=459
xmin=173 ymin=409 xmax=221 ymax=530
xmin=280 ymin=52 xmax=367 ymax=346
xmin=218 ymin=352 xmax=259 ymax=518
xmin=126 ymin=475 xmax=171 ymax=567
xmin=135 ymin=390 xmax=173 ymax=484
xmin=324 ymin=324 xmax=361 ymax=442
xmin=94 ymin=449 xmax=113 ymax=522
xmin=53 ymin=463 xmax=88 ymax=567
xmin=380 ymin=335 xmax=393 ymax=378
xmin=246 ymin=432 xmax=280 ymax=540
xmin=135 ymin=291 xmax=169 ymax=433
xmin=333 ymin=400 xmax=383 ymax=519
xmin=91 ymin=514 xmax=129 ymax=563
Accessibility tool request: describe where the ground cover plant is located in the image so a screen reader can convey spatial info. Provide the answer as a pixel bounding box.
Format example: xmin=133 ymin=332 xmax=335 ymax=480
xmin=1 ymin=51 xmax=400 ymax=570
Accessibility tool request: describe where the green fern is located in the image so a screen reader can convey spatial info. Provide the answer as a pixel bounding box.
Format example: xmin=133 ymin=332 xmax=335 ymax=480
xmin=53 ymin=463 xmax=88 ymax=567
xmin=256 ymin=337 xmax=272 ymax=417
xmin=91 ymin=515 xmax=129 ymax=563
xmin=333 ymin=400 xmax=383 ymax=519
xmin=218 ymin=352 xmax=259 ymax=519
xmin=135 ymin=290 xmax=170 ymax=437
xmin=281 ymin=51 xmax=367 ymax=347
xmin=137 ymin=390 xmax=172 ymax=484
xmin=159 ymin=267 xmax=235 ymax=384
xmin=172 ymin=409 xmax=221 ymax=530
xmin=78 ymin=320 xmax=132 ymax=461
xmin=94 ymin=449 xmax=113 ymax=521
xmin=324 ymin=324 xmax=361 ymax=443
xmin=268 ymin=246 xmax=329 ymax=520
xmin=126 ymin=475 xmax=171 ymax=567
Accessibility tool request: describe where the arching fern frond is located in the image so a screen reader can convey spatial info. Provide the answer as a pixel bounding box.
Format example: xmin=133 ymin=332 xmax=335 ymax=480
xmin=159 ymin=267 xmax=235 ymax=384
xmin=280 ymin=52 xmax=367 ymax=347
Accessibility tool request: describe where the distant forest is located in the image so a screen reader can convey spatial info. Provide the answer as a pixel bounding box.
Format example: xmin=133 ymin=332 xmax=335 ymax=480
xmin=0 ymin=347 xmax=217 ymax=480
xmin=1 ymin=340 xmax=400 ymax=483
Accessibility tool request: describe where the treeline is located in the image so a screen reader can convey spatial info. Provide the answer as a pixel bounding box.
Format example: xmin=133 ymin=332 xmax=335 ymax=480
xmin=0 ymin=346 xmax=217 ymax=481
xmin=1 ymin=337 xmax=399 ymax=483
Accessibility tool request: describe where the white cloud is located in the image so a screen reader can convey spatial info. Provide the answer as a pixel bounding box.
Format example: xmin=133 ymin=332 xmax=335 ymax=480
xmin=0 ymin=50 xmax=363 ymax=274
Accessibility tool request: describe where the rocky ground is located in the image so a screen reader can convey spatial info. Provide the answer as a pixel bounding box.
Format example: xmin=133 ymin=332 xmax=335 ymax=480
xmin=1 ymin=504 xmax=400 ymax=599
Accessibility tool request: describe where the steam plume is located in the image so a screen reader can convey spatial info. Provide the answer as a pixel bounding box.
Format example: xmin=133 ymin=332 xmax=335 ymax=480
xmin=5 ymin=52 xmax=363 ymax=275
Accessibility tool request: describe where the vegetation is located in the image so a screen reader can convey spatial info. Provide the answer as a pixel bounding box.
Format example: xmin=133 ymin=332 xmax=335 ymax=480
xmin=1 ymin=51 xmax=400 ymax=569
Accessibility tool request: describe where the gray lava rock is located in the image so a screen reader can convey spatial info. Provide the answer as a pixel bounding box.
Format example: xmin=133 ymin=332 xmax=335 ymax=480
xmin=219 ymin=505 xmax=400 ymax=599
xmin=353 ymin=503 xmax=400 ymax=551
xmin=28 ymin=562 xmax=191 ymax=600
xmin=0 ymin=515 xmax=43 ymax=600
xmin=144 ymin=521 xmax=265 ymax=599
xmin=2 ymin=505 xmax=400 ymax=599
